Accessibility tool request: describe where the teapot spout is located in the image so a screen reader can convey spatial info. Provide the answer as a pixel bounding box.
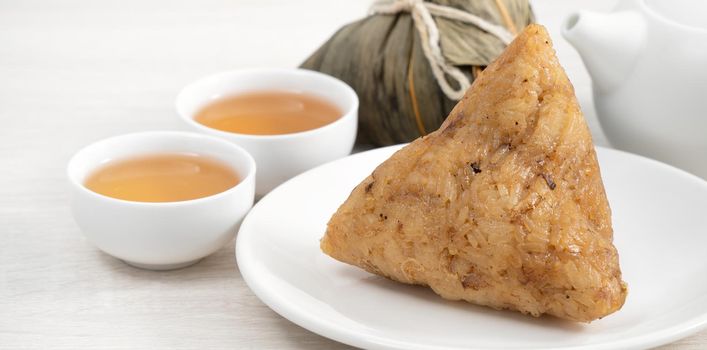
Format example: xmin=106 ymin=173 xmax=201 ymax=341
xmin=562 ymin=10 xmax=646 ymax=92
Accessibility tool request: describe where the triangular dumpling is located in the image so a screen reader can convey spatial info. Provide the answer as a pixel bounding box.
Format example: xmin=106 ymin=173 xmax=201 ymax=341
xmin=321 ymin=25 xmax=627 ymax=322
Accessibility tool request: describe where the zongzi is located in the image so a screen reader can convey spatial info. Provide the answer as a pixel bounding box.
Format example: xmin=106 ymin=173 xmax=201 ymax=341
xmin=320 ymin=24 xmax=627 ymax=322
xmin=301 ymin=0 xmax=534 ymax=146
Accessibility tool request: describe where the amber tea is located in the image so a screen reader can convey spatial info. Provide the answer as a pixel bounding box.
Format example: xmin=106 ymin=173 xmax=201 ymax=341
xmin=194 ymin=90 xmax=342 ymax=135
xmin=84 ymin=153 xmax=239 ymax=202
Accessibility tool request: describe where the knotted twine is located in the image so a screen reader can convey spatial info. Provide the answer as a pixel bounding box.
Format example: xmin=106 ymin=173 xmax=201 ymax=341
xmin=370 ymin=0 xmax=515 ymax=100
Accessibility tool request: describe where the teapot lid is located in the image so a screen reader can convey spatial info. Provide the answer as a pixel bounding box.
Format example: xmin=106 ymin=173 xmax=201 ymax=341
xmin=643 ymin=0 xmax=707 ymax=32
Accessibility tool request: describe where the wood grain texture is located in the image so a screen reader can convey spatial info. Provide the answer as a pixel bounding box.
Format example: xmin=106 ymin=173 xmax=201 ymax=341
xmin=0 ymin=0 xmax=702 ymax=348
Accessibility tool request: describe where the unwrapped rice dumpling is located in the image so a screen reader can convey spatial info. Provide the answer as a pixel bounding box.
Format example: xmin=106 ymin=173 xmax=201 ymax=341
xmin=321 ymin=24 xmax=627 ymax=322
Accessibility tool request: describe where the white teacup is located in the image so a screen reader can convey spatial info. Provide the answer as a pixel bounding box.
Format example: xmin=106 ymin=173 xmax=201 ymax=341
xmin=176 ymin=68 xmax=358 ymax=196
xmin=67 ymin=131 xmax=256 ymax=270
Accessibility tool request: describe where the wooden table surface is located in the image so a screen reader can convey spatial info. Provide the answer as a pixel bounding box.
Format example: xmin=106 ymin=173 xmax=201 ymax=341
xmin=1 ymin=0 xmax=703 ymax=348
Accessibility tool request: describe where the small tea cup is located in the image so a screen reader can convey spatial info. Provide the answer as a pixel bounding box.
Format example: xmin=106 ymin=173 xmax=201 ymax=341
xmin=176 ymin=68 xmax=358 ymax=196
xmin=67 ymin=131 xmax=256 ymax=270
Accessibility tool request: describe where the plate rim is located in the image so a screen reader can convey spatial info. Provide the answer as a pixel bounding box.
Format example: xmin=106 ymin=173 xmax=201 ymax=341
xmin=236 ymin=145 xmax=707 ymax=350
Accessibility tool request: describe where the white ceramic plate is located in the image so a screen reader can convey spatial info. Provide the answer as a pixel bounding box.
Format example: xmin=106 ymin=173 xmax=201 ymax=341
xmin=236 ymin=145 xmax=707 ymax=350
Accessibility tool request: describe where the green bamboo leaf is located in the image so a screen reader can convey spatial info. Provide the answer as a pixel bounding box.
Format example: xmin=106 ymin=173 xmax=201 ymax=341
xmin=300 ymin=0 xmax=534 ymax=146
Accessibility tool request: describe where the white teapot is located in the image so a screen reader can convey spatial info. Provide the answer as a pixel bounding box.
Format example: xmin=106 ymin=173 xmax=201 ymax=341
xmin=562 ymin=0 xmax=707 ymax=179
